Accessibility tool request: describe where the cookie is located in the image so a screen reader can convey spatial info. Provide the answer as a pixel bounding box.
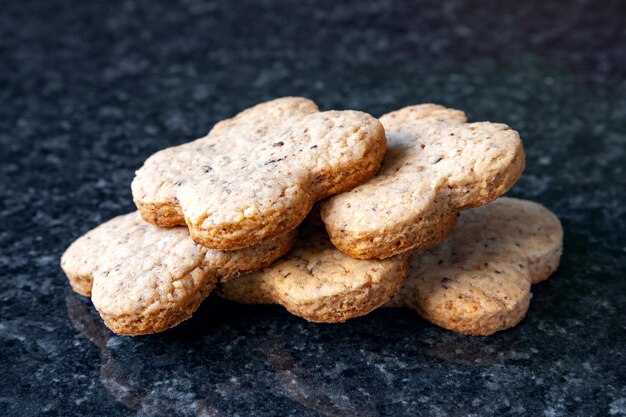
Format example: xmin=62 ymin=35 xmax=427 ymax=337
xmin=61 ymin=212 xmax=294 ymax=335
xmin=218 ymin=227 xmax=408 ymax=323
xmin=132 ymin=97 xmax=386 ymax=250
xmin=388 ymin=197 xmax=563 ymax=336
xmin=321 ymin=104 xmax=525 ymax=259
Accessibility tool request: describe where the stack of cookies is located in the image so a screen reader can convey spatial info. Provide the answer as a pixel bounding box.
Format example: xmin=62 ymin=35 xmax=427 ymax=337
xmin=61 ymin=98 xmax=563 ymax=337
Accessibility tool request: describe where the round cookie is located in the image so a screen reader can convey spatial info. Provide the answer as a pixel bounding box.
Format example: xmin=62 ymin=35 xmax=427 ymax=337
xmin=321 ymin=104 xmax=525 ymax=259
xmin=390 ymin=197 xmax=563 ymax=336
xmin=61 ymin=212 xmax=294 ymax=335
xmin=132 ymin=97 xmax=386 ymax=250
xmin=218 ymin=227 xmax=408 ymax=323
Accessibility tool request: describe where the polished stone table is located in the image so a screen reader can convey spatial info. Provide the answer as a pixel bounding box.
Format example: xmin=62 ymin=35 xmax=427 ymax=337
xmin=1 ymin=1 xmax=624 ymax=415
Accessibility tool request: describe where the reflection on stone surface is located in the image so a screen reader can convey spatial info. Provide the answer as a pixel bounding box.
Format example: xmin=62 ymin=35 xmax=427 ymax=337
xmin=420 ymin=325 xmax=525 ymax=366
xmin=267 ymin=343 xmax=378 ymax=417
xmin=262 ymin=314 xmax=530 ymax=416
xmin=66 ymin=293 xmax=221 ymax=416
xmin=65 ymin=286 xmax=624 ymax=416
xmin=69 ymin=291 xmax=530 ymax=417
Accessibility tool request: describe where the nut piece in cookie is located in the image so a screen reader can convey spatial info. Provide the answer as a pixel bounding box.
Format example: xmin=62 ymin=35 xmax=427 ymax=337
xmin=218 ymin=227 xmax=408 ymax=323
xmin=61 ymin=212 xmax=294 ymax=335
xmin=389 ymin=197 xmax=563 ymax=336
xmin=132 ymin=97 xmax=386 ymax=250
xmin=321 ymin=104 xmax=525 ymax=259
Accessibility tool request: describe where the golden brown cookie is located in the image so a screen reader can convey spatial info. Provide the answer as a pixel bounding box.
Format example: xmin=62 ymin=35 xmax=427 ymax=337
xmin=132 ymin=97 xmax=386 ymax=250
xmin=61 ymin=212 xmax=294 ymax=335
xmin=389 ymin=197 xmax=563 ymax=336
xmin=321 ymin=104 xmax=525 ymax=259
xmin=218 ymin=227 xmax=408 ymax=323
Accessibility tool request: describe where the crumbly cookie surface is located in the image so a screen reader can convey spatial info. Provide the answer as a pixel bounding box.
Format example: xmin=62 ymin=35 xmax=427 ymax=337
xmin=321 ymin=104 xmax=525 ymax=259
xmin=132 ymin=97 xmax=386 ymax=250
xmin=218 ymin=227 xmax=408 ymax=323
xmin=61 ymin=212 xmax=294 ymax=335
xmin=389 ymin=197 xmax=563 ymax=336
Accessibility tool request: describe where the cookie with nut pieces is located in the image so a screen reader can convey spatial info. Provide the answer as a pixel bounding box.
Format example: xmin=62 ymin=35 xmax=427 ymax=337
xmin=386 ymin=197 xmax=563 ymax=336
xmin=321 ymin=104 xmax=525 ymax=259
xmin=218 ymin=225 xmax=408 ymax=323
xmin=61 ymin=212 xmax=294 ymax=335
xmin=132 ymin=97 xmax=386 ymax=250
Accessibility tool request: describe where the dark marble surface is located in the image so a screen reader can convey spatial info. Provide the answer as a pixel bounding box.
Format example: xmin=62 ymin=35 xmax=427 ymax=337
xmin=1 ymin=0 xmax=625 ymax=416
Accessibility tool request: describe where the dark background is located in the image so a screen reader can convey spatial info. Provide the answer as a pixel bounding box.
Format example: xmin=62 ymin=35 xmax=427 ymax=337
xmin=1 ymin=1 xmax=625 ymax=416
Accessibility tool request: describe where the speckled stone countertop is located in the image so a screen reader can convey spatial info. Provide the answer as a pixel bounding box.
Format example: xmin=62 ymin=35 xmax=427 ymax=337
xmin=1 ymin=1 xmax=625 ymax=416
